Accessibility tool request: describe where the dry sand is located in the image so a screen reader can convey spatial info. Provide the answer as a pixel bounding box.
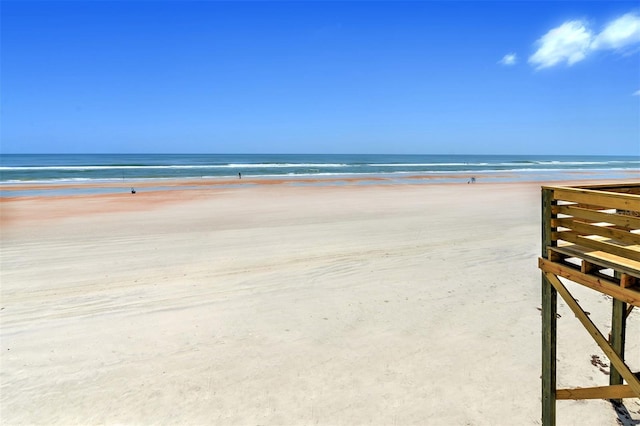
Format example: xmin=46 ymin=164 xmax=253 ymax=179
xmin=1 ymin=180 xmax=638 ymax=425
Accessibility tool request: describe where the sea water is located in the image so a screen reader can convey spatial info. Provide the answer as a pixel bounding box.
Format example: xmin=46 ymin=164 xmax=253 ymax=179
xmin=1 ymin=153 xmax=638 ymax=196
xmin=2 ymin=153 xmax=638 ymax=182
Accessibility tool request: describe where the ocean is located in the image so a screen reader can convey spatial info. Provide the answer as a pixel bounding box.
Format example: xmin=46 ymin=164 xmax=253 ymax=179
xmin=1 ymin=153 xmax=639 ymax=182
xmin=1 ymin=154 xmax=638 ymax=196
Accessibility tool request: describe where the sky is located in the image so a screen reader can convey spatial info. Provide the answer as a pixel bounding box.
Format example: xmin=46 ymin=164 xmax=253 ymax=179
xmin=1 ymin=0 xmax=639 ymax=155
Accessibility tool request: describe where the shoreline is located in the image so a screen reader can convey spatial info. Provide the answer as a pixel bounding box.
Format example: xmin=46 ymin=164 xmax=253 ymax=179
xmin=1 ymin=168 xmax=639 ymax=198
xmin=2 ymin=175 xmax=638 ymax=230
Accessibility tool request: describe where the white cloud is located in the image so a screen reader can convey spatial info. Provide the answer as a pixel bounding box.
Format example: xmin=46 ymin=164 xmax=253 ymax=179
xmin=528 ymin=20 xmax=593 ymax=69
xmin=528 ymin=11 xmax=640 ymax=69
xmin=499 ymin=53 xmax=517 ymax=65
xmin=591 ymin=12 xmax=640 ymax=51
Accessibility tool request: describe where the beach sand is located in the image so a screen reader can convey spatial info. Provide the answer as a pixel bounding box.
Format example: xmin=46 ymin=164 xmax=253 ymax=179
xmin=1 ymin=180 xmax=638 ymax=425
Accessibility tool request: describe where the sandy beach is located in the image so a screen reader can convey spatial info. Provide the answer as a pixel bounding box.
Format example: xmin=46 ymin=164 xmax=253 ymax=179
xmin=1 ymin=179 xmax=638 ymax=425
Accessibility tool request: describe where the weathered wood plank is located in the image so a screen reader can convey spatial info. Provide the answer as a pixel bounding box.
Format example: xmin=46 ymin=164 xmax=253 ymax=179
xmin=575 ymin=183 xmax=640 ymax=195
xmin=538 ymin=258 xmax=640 ymax=306
xmin=547 ymin=248 xmax=565 ymax=262
xmin=552 ymin=205 xmax=640 ymax=229
xmin=554 ymin=231 xmax=640 ymax=262
xmin=581 ymin=260 xmax=599 ymax=274
xmin=621 ymin=274 xmax=637 ymax=288
xmin=544 ymin=272 xmax=640 ymax=398
xmin=572 ymin=182 xmax=640 ymax=195
xmin=556 ymin=385 xmax=637 ymax=400
xmin=550 ymin=245 xmax=640 ymax=279
xmin=552 ymin=218 xmax=640 ymax=246
xmin=543 ymin=187 xmax=556 ymax=256
xmin=548 ymin=187 xmax=640 ymax=212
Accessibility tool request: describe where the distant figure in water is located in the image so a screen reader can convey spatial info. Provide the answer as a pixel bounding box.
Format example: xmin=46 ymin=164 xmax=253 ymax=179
xmin=467 ymin=176 xmax=477 ymax=184
xmin=131 ymin=187 xmax=136 ymax=194
xmin=238 ymin=172 xmax=242 ymax=179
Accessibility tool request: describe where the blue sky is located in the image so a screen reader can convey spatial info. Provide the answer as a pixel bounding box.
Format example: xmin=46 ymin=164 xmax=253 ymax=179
xmin=2 ymin=1 xmax=639 ymax=155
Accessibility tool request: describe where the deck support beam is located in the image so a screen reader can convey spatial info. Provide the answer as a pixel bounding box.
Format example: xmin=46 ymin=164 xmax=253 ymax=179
xmin=610 ymin=270 xmax=627 ymax=403
xmin=538 ymin=258 xmax=640 ymax=307
xmin=541 ymin=188 xmax=556 ymax=426
xmin=557 ymin=385 xmax=637 ymax=400
xmin=541 ymin=274 xmax=557 ymax=426
xmin=544 ymin=272 xmax=640 ymax=398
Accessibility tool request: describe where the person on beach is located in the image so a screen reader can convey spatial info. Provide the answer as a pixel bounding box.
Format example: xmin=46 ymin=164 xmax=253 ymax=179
xmin=238 ymin=172 xmax=242 ymax=179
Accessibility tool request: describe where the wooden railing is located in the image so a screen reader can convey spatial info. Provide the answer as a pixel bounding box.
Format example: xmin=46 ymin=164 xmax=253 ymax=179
xmin=549 ymin=185 xmax=640 ymax=260
xmin=542 ymin=185 xmax=640 ymax=290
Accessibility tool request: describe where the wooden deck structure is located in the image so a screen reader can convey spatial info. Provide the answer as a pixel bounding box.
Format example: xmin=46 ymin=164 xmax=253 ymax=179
xmin=539 ymin=183 xmax=640 ymax=425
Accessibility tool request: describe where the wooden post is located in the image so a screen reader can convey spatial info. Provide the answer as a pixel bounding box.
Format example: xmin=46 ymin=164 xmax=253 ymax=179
xmin=542 ymin=188 xmax=557 ymax=426
xmin=610 ymin=271 xmax=627 ymax=403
